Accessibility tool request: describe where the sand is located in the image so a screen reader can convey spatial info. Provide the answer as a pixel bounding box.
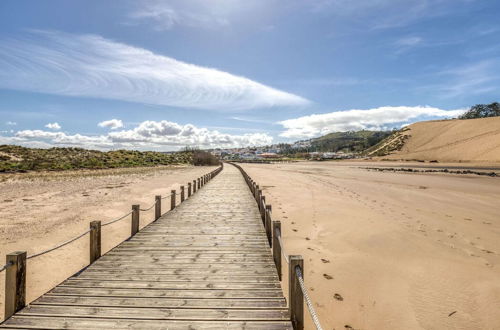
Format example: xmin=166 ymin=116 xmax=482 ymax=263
xmin=0 ymin=165 xmax=216 ymax=321
xmin=383 ymin=117 xmax=500 ymax=163
xmin=241 ymin=161 xmax=500 ymax=330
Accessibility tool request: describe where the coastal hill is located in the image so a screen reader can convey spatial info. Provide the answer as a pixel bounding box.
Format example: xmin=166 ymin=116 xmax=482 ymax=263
xmin=367 ymin=116 xmax=500 ymax=163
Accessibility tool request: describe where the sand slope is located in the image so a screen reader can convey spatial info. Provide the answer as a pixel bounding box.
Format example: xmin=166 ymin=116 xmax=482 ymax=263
xmin=382 ymin=117 xmax=500 ymax=162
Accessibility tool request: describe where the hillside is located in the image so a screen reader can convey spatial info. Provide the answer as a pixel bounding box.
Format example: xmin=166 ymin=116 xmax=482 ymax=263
xmin=280 ymin=130 xmax=391 ymax=155
xmin=0 ymin=145 xmax=198 ymax=172
xmin=367 ymin=117 xmax=500 ymax=162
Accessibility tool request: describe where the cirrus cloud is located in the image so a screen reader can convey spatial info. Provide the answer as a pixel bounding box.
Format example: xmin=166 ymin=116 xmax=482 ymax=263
xmin=0 ymin=30 xmax=309 ymax=111
xmin=279 ymin=106 xmax=467 ymax=138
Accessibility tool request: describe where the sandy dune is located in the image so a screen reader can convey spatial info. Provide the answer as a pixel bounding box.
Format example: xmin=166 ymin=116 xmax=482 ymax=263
xmin=381 ymin=117 xmax=500 ymax=163
xmin=242 ymin=161 xmax=500 ymax=330
xmin=0 ymin=165 xmax=215 ymax=321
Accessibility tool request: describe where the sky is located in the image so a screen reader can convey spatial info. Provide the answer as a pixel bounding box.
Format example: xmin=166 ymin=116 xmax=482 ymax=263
xmin=0 ymin=0 xmax=499 ymax=151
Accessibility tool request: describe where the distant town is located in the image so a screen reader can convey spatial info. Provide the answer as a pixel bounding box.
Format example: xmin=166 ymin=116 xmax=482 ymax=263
xmin=209 ymin=141 xmax=357 ymax=161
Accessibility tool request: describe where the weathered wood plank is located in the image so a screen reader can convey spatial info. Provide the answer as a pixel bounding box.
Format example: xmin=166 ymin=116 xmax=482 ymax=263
xmin=1 ymin=316 xmax=292 ymax=329
xmin=34 ymin=296 xmax=287 ymax=308
xmin=48 ymin=287 xmax=286 ymax=298
xmin=17 ymin=305 xmax=290 ymax=320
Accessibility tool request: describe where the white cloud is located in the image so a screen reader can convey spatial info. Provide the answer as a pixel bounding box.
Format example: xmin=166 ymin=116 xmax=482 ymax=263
xmin=432 ymin=60 xmax=500 ymax=98
xmin=129 ymin=1 xmax=230 ymax=31
xmin=278 ymin=106 xmax=467 ymax=138
xmin=45 ymin=122 xmax=61 ymax=130
xmin=6 ymin=121 xmax=17 ymax=126
xmin=308 ymin=0 xmax=474 ymax=30
xmin=396 ymin=36 xmax=423 ymax=47
xmin=0 ymin=31 xmax=309 ymax=111
xmin=11 ymin=120 xmax=272 ymax=151
xmin=98 ymin=119 xmax=124 ymax=130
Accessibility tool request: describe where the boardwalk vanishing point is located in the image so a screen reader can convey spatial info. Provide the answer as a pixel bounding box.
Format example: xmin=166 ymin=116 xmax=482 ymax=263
xmin=1 ymin=165 xmax=294 ymax=329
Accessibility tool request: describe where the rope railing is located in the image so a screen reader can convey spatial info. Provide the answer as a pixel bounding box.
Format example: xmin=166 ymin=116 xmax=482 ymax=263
xmin=276 ymin=227 xmax=290 ymax=264
xmin=1 ymin=163 xmax=224 ymax=321
xmin=102 ymin=211 xmax=133 ymax=227
xmin=296 ymin=266 xmax=324 ymax=330
xmin=0 ymin=261 xmax=13 ymax=273
xmin=139 ymin=203 xmax=156 ymax=212
xmin=27 ymin=228 xmax=91 ymax=260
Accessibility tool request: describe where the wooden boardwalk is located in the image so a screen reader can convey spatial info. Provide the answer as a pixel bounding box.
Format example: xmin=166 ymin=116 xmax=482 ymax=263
xmin=1 ymin=165 xmax=292 ymax=329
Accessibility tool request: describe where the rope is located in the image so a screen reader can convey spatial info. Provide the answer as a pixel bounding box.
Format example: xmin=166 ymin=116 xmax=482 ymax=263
xmin=276 ymin=228 xmax=290 ymax=264
xmin=27 ymin=229 xmax=91 ymax=260
xmin=102 ymin=211 xmax=133 ymax=226
xmin=0 ymin=261 xmax=13 ymax=273
xmin=296 ymin=266 xmax=324 ymax=330
xmin=139 ymin=204 xmax=155 ymax=212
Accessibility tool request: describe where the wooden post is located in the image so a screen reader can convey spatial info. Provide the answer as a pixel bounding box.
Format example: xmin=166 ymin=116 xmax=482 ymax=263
xmin=197 ymin=178 xmax=200 ymax=189
xmin=289 ymin=255 xmax=304 ymax=330
xmin=155 ymin=195 xmax=161 ymax=220
xmin=265 ymin=205 xmax=272 ymax=246
xmin=193 ymin=180 xmax=197 ymax=193
xmin=255 ymin=185 xmax=259 ymax=201
xmin=188 ymin=182 xmax=192 ymax=197
xmin=273 ymin=221 xmax=282 ymax=281
xmin=171 ymin=190 xmax=176 ymax=210
xmin=131 ymin=204 xmax=139 ymax=236
xmin=4 ymin=251 xmax=26 ymax=319
xmin=89 ymin=220 xmax=101 ymax=263
xmin=180 ymin=186 xmax=185 ymax=202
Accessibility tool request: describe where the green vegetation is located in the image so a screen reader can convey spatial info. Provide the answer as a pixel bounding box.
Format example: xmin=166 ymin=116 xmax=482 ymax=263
xmin=278 ymin=130 xmax=392 ymax=156
xmin=0 ymin=145 xmax=218 ymax=173
xmin=310 ymin=130 xmax=392 ymax=152
xmin=364 ymin=127 xmax=410 ymax=157
xmin=459 ymin=102 xmax=500 ymax=119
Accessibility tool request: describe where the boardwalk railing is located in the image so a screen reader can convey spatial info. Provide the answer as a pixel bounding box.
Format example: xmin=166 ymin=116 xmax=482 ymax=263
xmin=0 ymin=164 xmax=223 ymax=322
xmin=229 ymin=162 xmax=324 ymax=330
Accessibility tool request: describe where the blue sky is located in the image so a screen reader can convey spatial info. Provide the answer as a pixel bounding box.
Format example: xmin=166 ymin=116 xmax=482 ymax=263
xmin=0 ymin=0 xmax=499 ymax=150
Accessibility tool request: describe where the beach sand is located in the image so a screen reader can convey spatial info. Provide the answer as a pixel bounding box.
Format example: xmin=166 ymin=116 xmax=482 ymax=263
xmin=0 ymin=165 xmax=216 ymax=321
xmin=241 ymin=161 xmax=500 ymax=330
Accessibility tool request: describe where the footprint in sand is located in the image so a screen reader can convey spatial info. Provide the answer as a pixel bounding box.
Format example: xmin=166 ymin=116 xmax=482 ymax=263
xmin=334 ymin=293 xmax=344 ymax=301
xmin=292 ymin=229 xmax=298 ymax=232
xmin=323 ymin=274 xmax=333 ymax=280
xmin=321 ymin=258 xmax=330 ymax=263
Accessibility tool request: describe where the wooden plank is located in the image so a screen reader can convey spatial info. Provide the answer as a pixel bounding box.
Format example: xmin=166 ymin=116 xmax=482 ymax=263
xmin=60 ymin=280 xmax=281 ymax=290
xmin=48 ymin=287 xmax=285 ymax=298
xmin=1 ymin=316 xmax=292 ymax=329
xmin=34 ymin=296 xmax=287 ymax=308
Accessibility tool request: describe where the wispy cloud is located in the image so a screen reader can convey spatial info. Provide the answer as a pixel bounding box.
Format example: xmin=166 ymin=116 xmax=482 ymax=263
xmin=0 ymin=31 xmax=309 ymax=111
xmin=45 ymin=122 xmax=61 ymax=130
xmin=128 ymin=0 xmax=230 ymax=31
xmin=5 ymin=121 xmax=17 ymax=126
xmin=278 ymin=106 xmax=466 ymax=138
xmin=430 ymin=60 xmax=500 ymax=98
xmin=308 ymin=0 xmax=474 ymax=30
xmin=11 ymin=120 xmax=272 ymax=150
xmin=98 ymin=119 xmax=124 ymax=130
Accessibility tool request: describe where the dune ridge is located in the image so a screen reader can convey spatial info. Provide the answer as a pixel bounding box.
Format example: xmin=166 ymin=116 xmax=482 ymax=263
xmin=379 ymin=117 xmax=500 ymax=163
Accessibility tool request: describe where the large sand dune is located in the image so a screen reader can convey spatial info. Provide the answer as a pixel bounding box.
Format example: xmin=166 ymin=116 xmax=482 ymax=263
xmin=379 ymin=117 xmax=500 ymax=163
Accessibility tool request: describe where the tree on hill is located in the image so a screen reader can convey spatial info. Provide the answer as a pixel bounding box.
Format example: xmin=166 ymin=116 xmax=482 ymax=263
xmin=459 ymin=102 xmax=500 ymax=119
